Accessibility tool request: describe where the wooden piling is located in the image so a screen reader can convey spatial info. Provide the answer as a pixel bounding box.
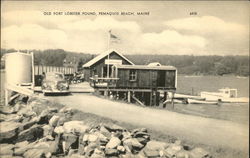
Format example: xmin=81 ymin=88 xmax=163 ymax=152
xmin=128 ymin=91 xmax=131 ymax=103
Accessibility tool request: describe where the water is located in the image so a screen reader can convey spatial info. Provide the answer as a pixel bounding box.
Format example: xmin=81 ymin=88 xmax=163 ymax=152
xmin=177 ymin=75 xmax=249 ymax=97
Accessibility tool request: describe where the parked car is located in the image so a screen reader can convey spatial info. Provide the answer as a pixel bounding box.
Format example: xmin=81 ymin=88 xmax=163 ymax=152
xmin=41 ymin=72 xmax=70 ymax=95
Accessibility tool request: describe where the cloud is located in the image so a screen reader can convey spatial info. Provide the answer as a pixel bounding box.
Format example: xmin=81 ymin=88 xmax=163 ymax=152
xmin=1 ymin=12 xmax=248 ymax=55
xmin=164 ymin=16 xmax=247 ymax=36
xmin=2 ymin=24 xmax=68 ymax=50
xmin=60 ymin=16 xmax=141 ymax=33
xmin=164 ymin=16 xmax=249 ymax=55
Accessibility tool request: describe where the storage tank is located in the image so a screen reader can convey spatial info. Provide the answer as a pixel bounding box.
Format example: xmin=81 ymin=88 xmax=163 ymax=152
xmin=5 ymin=52 xmax=32 ymax=85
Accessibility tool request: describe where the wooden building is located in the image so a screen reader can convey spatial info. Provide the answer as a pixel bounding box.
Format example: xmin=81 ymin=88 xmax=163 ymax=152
xmin=82 ymin=49 xmax=134 ymax=81
xmin=111 ymin=65 xmax=177 ymax=90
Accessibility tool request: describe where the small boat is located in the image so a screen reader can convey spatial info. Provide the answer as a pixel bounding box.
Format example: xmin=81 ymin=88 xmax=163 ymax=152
xmin=187 ymin=98 xmax=218 ymax=105
xmin=175 ymin=93 xmax=205 ymax=100
xmin=200 ymin=88 xmax=249 ymax=103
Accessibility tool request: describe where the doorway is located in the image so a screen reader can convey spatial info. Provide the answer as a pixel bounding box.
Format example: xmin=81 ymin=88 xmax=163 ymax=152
xmin=157 ymin=70 xmax=166 ymax=87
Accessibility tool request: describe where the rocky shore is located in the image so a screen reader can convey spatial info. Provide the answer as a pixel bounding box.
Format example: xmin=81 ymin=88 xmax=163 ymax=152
xmin=0 ymin=94 xmax=211 ymax=158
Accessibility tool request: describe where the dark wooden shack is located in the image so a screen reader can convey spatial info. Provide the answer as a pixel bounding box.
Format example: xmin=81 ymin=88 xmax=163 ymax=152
xmin=111 ymin=65 xmax=177 ymax=90
xmin=82 ymin=50 xmax=134 ymax=81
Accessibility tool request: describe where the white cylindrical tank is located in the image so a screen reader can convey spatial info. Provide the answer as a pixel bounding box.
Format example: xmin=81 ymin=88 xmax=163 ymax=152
xmin=5 ymin=52 xmax=32 ymax=85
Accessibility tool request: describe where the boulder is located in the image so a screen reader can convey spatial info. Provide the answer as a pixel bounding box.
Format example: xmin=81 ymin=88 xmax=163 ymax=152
xmin=3 ymin=114 xmax=23 ymax=122
xmin=15 ymin=141 xmax=29 ymax=148
xmin=90 ymin=148 xmax=105 ymax=158
xmin=63 ymin=121 xmax=89 ymax=134
xmin=143 ymin=149 xmax=160 ymax=158
xmin=117 ymin=145 xmax=126 ymax=153
xmin=164 ymin=144 xmax=183 ymax=157
xmin=49 ymin=115 xmax=60 ymax=127
xmin=0 ymin=144 xmax=14 ymax=155
xmin=37 ymin=108 xmax=56 ymax=124
xmin=176 ymin=150 xmax=190 ymax=158
xmin=0 ymin=121 xmax=21 ymax=143
xmin=54 ymin=126 xmax=64 ymax=134
xmin=106 ymin=137 xmax=121 ymax=149
xmin=42 ymin=124 xmax=54 ymax=137
xmin=23 ymin=148 xmax=47 ymax=158
xmin=67 ymin=154 xmax=86 ymax=158
xmin=123 ymin=138 xmax=144 ymax=150
xmin=62 ymin=133 xmax=79 ymax=152
xmin=99 ymin=126 xmax=111 ymax=138
xmin=105 ymin=148 xmax=119 ymax=157
xmin=189 ymin=147 xmax=210 ymax=158
xmin=0 ymin=106 xmax=14 ymax=114
xmin=104 ymin=124 xmax=124 ymax=132
xmin=16 ymin=124 xmax=44 ymax=143
xmin=144 ymin=140 xmax=169 ymax=151
xmin=88 ymin=134 xmax=99 ymax=142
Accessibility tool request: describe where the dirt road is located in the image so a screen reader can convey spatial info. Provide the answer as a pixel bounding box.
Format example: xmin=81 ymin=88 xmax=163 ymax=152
xmin=47 ymin=93 xmax=249 ymax=151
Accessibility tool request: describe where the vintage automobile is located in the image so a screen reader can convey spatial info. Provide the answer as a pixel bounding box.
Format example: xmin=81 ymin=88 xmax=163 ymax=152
xmin=41 ymin=72 xmax=70 ymax=95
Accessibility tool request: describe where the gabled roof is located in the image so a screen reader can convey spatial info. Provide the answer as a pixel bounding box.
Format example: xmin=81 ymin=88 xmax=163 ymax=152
xmin=82 ymin=49 xmax=134 ymax=68
xmin=114 ymin=65 xmax=177 ymax=70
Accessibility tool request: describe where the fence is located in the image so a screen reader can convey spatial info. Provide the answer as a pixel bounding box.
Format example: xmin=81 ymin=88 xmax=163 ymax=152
xmin=34 ymin=65 xmax=76 ymax=75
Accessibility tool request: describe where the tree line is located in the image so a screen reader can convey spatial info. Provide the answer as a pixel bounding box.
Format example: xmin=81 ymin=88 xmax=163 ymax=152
xmin=1 ymin=49 xmax=249 ymax=76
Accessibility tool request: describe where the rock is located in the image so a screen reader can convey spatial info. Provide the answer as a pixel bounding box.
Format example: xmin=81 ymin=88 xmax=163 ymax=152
xmin=144 ymin=140 xmax=169 ymax=151
xmin=67 ymin=154 xmax=86 ymax=158
xmin=23 ymin=148 xmax=47 ymax=158
xmin=42 ymin=125 xmax=54 ymax=137
xmin=57 ymin=115 xmax=71 ymax=126
xmin=38 ymin=109 xmax=56 ymax=124
xmin=15 ymin=141 xmax=29 ymax=148
xmin=14 ymin=142 xmax=35 ymax=156
xmin=123 ymin=138 xmax=144 ymax=150
xmin=19 ymin=119 xmax=37 ymax=132
xmin=54 ymin=126 xmax=64 ymax=134
xmin=143 ymin=149 xmax=160 ymax=158
xmin=132 ymin=128 xmax=148 ymax=134
xmin=104 ymin=124 xmax=124 ymax=132
xmin=59 ymin=107 xmax=73 ymax=114
xmin=62 ymin=133 xmax=78 ymax=152
xmin=164 ymin=144 xmax=183 ymax=157
xmin=99 ymin=126 xmax=111 ymax=138
xmin=105 ymin=148 xmax=118 ymax=156
xmin=0 ymin=144 xmax=14 ymax=155
xmin=84 ymin=143 xmax=98 ymax=157
xmin=176 ymin=150 xmax=190 ymax=158
xmin=90 ymin=148 xmax=105 ymax=158
xmin=0 ymin=121 xmax=21 ymax=143
xmin=117 ymin=145 xmax=126 ymax=153
xmin=49 ymin=115 xmax=60 ymax=127
xmin=63 ymin=121 xmax=89 ymax=134
xmin=88 ymin=134 xmax=99 ymax=142
xmin=122 ymin=131 xmax=132 ymax=141
xmin=0 ymin=106 xmax=14 ymax=114
xmin=106 ymin=137 xmax=121 ymax=149
xmin=189 ymin=147 xmax=210 ymax=158
xmin=132 ymin=131 xmax=149 ymax=138
xmin=3 ymin=114 xmax=23 ymax=122
xmin=136 ymin=137 xmax=150 ymax=145
xmin=17 ymin=124 xmax=44 ymax=143
xmin=68 ymin=149 xmax=78 ymax=156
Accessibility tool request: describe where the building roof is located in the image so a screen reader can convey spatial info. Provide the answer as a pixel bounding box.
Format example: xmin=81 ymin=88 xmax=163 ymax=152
xmin=82 ymin=49 xmax=134 ymax=68
xmin=114 ymin=65 xmax=177 ymax=70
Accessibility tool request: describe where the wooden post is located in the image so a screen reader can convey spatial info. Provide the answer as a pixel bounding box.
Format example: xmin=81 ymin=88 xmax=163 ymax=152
xmin=156 ymin=91 xmax=160 ymax=106
xmin=128 ymin=91 xmax=131 ymax=103
xmin=150 ymin=90 xmax=153 ymax=106
xmin=104 ymin=90 xmax=108 ymax=97
xmin=171 ymin=92 xmax=175 ymax=109
xmin=163 ymin=92 xmax=167 ymax=108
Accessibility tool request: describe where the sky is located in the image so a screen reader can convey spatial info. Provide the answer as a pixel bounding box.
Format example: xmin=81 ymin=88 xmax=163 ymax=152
xmin=1 ymin=1 xmax=249 ymax=55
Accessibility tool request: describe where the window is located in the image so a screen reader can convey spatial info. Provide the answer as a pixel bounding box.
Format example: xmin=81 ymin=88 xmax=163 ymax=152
xmin=129 ymin=70 xmax=137 ymax=81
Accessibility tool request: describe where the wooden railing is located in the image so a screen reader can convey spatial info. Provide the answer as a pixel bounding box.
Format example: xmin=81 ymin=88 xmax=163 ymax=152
xmin=89 ymin=77 xmax=119 ymax=88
